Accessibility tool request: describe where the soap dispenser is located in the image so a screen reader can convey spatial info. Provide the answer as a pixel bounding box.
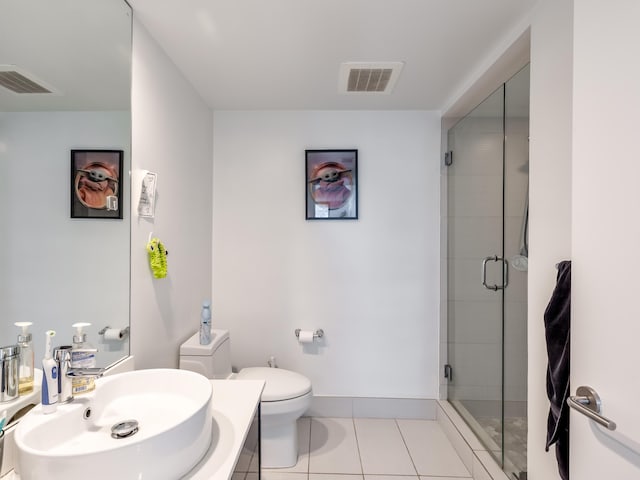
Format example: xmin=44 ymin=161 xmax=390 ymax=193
xmin=15 ymin=322 xmax=34 ymax=395
xmin=71 ymin=322 xmax=98 ymax=395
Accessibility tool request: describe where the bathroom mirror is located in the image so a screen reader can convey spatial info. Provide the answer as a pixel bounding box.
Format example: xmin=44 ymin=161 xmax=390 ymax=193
xmin=0 ymin=0 xmax=132 ymax=376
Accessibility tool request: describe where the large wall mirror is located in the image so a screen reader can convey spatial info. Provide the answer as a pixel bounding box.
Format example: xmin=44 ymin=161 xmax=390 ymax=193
xmin=0 ymin=0 xmax=132 ymax=387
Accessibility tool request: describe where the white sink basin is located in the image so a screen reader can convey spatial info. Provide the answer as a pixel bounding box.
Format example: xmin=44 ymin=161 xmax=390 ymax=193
xmin=15 ymin=368 xmax=213 ymax=480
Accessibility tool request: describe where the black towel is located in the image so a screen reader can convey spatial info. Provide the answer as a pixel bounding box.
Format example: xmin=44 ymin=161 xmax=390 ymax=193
xmin=544 ymin=260 xmax=571 ymax=480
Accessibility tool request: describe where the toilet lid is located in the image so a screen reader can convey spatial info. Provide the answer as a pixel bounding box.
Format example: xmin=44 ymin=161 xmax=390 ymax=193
xmin=236 ymin=367 xmax=312 ymax=402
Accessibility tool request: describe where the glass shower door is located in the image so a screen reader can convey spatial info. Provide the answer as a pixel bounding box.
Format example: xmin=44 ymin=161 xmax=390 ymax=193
xmin=446 ymin=65 xmax=530 ymax=480
xmin=446 ymin=84 xmax=507 ymax=466
xmin=502 ymin=64 xmax=529 ymax=479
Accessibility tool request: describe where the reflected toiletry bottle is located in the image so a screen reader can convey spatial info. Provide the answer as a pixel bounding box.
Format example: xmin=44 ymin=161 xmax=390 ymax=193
xmin=199 ymin=301 xmax=212 ymax=345
xmin=42 ymin=330 xmax=58 ymax=414
xmin=15 ymin=322 xmax=34 ymax=395
xmin=71 ymin=322 xmax=98 ymax=395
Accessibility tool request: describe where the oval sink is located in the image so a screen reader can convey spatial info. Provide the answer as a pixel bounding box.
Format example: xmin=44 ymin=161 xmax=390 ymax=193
xmin=15 ymin=368 xmax=213 ymax=480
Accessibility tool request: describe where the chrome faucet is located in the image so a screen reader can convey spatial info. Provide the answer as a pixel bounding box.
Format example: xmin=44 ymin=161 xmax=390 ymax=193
xmin=53 ymin=346 xmax=105 ymax=403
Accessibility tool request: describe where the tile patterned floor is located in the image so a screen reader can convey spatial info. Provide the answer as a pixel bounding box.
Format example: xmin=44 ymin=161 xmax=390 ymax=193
xmin=233 ymin=417 xmax=472 ymax=480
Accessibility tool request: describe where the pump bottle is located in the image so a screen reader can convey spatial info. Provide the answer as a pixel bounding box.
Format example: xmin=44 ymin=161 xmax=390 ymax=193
xmin=15 ymin=322 xmax=34 ymax=395
xmin=71 ymin=322 xmax=98 ymax=395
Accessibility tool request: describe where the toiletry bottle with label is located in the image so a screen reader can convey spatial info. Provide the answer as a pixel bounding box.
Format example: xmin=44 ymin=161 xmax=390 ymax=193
xmin=71 ymin=322 xmax=98 ymax=395
xmin=15 ymin=322 xmax=34 ymax=395
xmin=199 ymin=301 xmax=212 ymax=345
xmin=42 ymin=330 xmax=58 ymax=414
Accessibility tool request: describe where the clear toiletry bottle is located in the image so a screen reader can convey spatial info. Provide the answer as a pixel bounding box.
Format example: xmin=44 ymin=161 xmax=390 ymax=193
xmin=71 ymin=322 xmax=98 ymax=395
xmin=199 ymin=301 xmax=212 ymax=345
xmin=15 ymin=322 xmax=34 ymax=395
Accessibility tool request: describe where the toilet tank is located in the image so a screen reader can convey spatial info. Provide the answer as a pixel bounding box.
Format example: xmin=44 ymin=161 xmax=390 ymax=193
xmin=179 ymin=329 xmax=232 ymax=379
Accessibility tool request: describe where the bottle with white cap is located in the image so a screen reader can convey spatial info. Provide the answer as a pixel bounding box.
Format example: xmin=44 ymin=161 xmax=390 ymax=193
xmin=15 ymin=322 xmax=34 ymax=395
xmin=71 ymin=322 xmax=98 ymax=395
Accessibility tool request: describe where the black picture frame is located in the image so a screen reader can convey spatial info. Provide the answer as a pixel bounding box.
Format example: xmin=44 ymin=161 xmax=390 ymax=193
xmin=70 ymin=149 xmax=123 ymax=219
xmin=305 ymin=149 xmax=358 ymax=220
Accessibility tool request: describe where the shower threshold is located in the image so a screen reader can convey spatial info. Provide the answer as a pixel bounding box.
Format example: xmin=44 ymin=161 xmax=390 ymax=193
xmin=437 ymin=400 xmax=527 ymax=480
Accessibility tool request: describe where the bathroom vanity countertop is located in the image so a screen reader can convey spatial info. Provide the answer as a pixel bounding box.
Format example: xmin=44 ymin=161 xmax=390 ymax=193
xmin=3 ymin=379 xmax=264 ymax=480
xmin=183 ymin=379 xmax=264 ymax=479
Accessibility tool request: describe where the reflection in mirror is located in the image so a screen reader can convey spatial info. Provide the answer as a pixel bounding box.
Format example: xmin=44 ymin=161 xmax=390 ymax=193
xmin=0 ymin=0 xmax=132 ymax=411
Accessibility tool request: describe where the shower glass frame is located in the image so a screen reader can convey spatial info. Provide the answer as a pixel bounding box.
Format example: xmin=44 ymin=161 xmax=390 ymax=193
xmin=446 ymin=65 xmax=529 ymax=479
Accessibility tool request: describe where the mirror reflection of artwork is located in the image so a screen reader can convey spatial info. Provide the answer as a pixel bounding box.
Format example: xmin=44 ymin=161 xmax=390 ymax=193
xmin=71 ymin=150 xmax=123 ymax=219
xmin=306 ymin=149 xmax=358 ymax=219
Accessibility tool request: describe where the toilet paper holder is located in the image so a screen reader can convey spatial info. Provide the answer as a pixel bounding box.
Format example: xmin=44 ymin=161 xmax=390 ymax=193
xmin=99 ymin=326 xmax=130 ymax=339
xmin=294 ymin=329 xmax=324 ymax=339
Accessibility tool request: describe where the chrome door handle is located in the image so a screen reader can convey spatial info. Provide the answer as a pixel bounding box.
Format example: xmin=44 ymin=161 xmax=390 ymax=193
xmin=481 ymin=255 xmax=509 ymax=291
xmin=567 ymin=386 xmax=617 ymax=431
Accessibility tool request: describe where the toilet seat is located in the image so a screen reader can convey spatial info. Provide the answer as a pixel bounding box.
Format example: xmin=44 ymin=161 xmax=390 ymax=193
xmin=236 ymin=367 xmax=311 ymax=402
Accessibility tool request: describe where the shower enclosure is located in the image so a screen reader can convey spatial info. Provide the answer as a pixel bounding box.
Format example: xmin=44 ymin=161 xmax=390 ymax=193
xmin=446 ymin=65 xmax=529 ymax=479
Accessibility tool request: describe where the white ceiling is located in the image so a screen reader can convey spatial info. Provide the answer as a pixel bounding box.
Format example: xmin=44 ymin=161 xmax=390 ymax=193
xmin=129 ymin=0 xmax=536 ymax=111
xmin=0 ymin=0 xmax=131 ymax=112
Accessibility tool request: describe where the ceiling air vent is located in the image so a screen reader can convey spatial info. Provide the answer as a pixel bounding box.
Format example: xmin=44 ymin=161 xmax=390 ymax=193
xmin=339 ymin=62 xmax=404 ymax=94
xmin=0 ymin=66 xmax=54 ymax=94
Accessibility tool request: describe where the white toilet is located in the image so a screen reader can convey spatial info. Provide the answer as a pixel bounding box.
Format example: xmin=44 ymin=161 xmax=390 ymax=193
xmin=179 ymin=329 xmax=312 ymax=468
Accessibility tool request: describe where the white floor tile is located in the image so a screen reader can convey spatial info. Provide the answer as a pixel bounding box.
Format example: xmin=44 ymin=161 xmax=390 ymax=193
xmin=261 ymin=472 xmax=308 ymax=480
xmin=309 ymin=475 xmax=364 ymax=480
xmin=263 ymin=417 xmax=311 ymax=473
xmin=354 ymin=419 xmax=416 ymax=475
xmin=309 ymin=418 xmax=362 ymax=474
xmin=397 ymin=420 xmax=470 ymax=478
xmin=364 ymin=476 xmax=419 ymax=480
xmin=419 ymin=477 xmax=471 ymax=480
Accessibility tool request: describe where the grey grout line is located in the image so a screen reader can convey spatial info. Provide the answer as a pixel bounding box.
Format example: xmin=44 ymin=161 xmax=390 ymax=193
xmin=366 ymin=477 xmax=418 ymax=478
xmin=394 ymin=418 xmax=419 ymax=476
xmin=352 ymin=417 xmax=365 ymax=475
xmin=306 ymin=474 xmax=364 ymax=477
xmin=306 ymin=417 xmax=311 ymax=478
xmin=417 ymin=476 xmax=472 ymax=479
xmin=417 ymin=477 xmax=471 ymax=479
xmin=308 ymin=474 xmax=364 ymax=477
xmin=308 ymin=472 xmax=364 ymax=477
xmin=300 ymin=417 xmax=472 ymax=479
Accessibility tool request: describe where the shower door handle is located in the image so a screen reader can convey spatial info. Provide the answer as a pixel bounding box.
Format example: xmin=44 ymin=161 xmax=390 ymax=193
xmin=481 ymin=255 xmax=509 ymax=291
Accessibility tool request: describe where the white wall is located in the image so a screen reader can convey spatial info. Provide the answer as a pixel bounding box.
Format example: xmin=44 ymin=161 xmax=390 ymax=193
xmin=528 ymin=0 xmax=573 ymax=478
xmin=130 ymin=18 xmax=213 ymax=369
xmin=212 ymin=110 xmax=440 ymax=398
xmin=570 ymin=2 xmax=640 ymax=478
xmin=0 ymin=111 xmax=130 ymax=367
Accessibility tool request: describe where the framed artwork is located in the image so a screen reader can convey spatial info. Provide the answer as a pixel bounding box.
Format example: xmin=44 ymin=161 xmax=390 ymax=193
xmin=305 ymin=149 xmax=358 ymax=220
xmin=71 ymin=150 xmax=123 ymax=219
